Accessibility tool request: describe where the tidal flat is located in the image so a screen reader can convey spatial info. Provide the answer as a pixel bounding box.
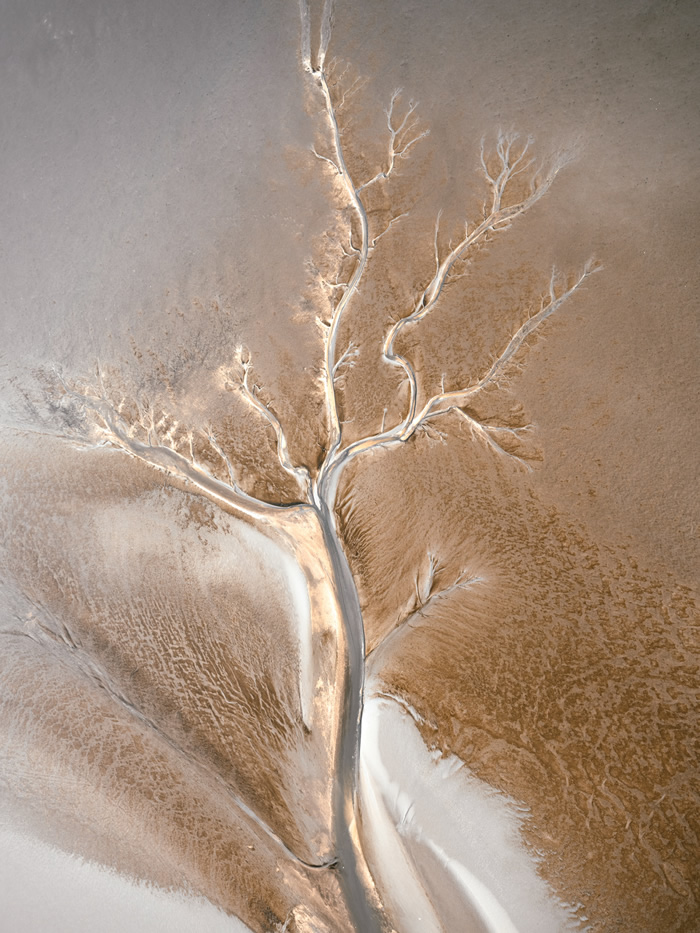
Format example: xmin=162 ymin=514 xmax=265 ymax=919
xmin=1 ymin=0 xmax=698 ymax=930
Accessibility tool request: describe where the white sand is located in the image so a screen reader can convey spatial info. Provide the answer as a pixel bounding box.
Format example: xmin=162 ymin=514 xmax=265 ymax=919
xmin=360 ymin=689 xmax=576 ymax=933
xmin=0 ymin=827 xmax=251 ymax=933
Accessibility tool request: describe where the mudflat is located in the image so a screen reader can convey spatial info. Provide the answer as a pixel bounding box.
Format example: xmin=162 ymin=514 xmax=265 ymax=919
xmin=0 ymin=0 xmax=697 ymax=930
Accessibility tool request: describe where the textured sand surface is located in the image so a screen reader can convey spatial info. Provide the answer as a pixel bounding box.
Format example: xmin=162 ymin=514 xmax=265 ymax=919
xmin=1 ymin=0 xmax=698 ymax=930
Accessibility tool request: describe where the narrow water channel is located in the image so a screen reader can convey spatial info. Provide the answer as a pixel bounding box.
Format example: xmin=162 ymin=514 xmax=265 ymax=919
xmin=317 ymin=500 xmax=385 ymax=933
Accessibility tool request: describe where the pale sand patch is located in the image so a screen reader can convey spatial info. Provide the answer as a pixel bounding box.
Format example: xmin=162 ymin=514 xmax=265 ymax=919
xmin=0 ymin=827 xmax=251 ymax=933
xmin=359 ymin=689 xmax=576 ymax=933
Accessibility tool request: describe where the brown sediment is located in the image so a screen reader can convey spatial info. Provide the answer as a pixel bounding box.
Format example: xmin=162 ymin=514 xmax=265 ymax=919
xmin=340 ymin=434 xmax=699 ymax=931
xmin=1 ymin=0 xmax=698 ymax=928
xmin=0 ymin=429 xmax=388 ymax=931
xmin=0 ymin=435 xmax=352 ymax=926
xmin=0 ymin=636 xmax=352 ymax=932
xmin=2 ymin=447 xmax=319 ymax=850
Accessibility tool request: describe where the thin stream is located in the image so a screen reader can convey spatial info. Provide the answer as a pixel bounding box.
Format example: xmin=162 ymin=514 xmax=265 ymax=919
xmin=317 ymin=500 xmax=385 ymax=933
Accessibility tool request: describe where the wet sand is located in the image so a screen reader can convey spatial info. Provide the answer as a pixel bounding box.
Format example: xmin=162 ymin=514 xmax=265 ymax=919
xmin=1 ymin=0 xmax=698 ymax=930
